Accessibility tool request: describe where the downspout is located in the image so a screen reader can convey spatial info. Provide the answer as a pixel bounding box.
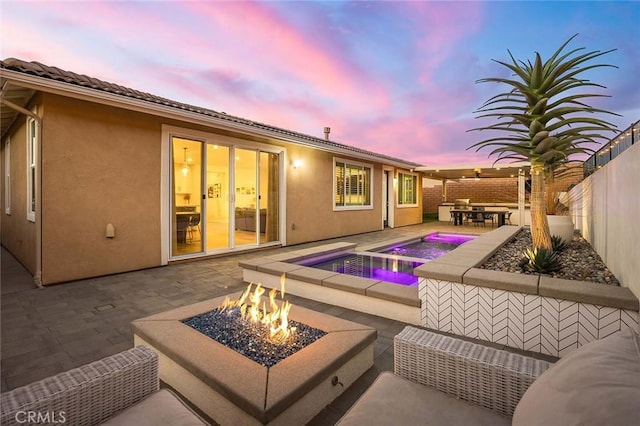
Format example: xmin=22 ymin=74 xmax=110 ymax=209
xmin=0 ymin=82 xmax=43 ymax=287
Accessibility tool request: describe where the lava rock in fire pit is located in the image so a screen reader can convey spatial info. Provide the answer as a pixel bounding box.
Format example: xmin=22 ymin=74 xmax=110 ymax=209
xmin=182 ymin=307 xmax=327 ymax=367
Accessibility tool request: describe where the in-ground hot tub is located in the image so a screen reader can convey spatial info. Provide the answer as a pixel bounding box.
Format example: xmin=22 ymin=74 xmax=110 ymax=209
xmin=131 ymin=291 xmax=376 ymax=426
xmin=297 ymin=253 xmax=423 ymax=286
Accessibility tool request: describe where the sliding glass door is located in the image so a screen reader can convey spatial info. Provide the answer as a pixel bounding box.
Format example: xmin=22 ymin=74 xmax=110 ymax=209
xmin=206 ymin=144 xmax=230 ymax=251
xmin=233 ymin=148 xmax=258 ymax=246
xmin=171 ymin=136 xmax=280 ymax=258
xmin=171 ymin=137 xmax=202 ymax=257
xmin=260 ymin=151 xmax=279 ymax=243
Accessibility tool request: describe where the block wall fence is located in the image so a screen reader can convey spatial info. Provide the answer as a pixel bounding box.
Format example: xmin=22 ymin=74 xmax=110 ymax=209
xmin=422 ymin=169 xmax=582 ymax=214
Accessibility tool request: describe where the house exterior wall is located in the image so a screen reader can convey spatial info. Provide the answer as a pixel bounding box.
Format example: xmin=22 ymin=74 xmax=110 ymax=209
xmin=393 ymin=194 xmax=423 ymax=227
xmin=0 ymin=99 xmax=39 ymax=275
xmin=41 ymin=94 xmax=162 ymax=284
xmin=284 ymin=144 xmax=386 ymax=245
xmin=285 ymin=146 xmax=422 ymax=241
xmin=3 ymin=90 xmax=423 ymax=284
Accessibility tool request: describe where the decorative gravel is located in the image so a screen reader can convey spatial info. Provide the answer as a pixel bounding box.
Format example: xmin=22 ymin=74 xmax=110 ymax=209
xmin=480 ymin=229 xmax=620 ymax=285
xmin=182 ymin=307 xmax=327 ymax=367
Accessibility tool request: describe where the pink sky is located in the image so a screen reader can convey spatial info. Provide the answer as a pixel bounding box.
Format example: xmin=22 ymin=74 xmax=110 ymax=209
xmin=2 ymin=1 xmax=638 ymax=167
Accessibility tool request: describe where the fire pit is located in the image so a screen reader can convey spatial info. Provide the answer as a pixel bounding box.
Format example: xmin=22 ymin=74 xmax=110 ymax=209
xmin=131 ymin=282 xmax=376 ymax=425
xmin=182 ymin=280 xmax=327 ymax=367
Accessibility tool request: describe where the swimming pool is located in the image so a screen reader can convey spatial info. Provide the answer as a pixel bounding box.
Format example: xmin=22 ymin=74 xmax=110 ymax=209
xmin=296 ymin=233 xmax=476 ymax=286
xmin=378 ymin=232 xmax=476 ymax=260
xmin=297 ymin=254 xmax=423 ymax=286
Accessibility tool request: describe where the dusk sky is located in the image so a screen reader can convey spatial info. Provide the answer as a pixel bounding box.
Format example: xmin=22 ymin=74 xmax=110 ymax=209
xmin=2 ymin=1 xmax=638 ymax=167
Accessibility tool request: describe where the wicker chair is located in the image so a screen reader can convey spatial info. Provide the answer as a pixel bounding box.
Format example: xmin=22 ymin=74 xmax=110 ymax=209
xmin=337 ymin=326 xmax=553 ymax=425
xmin=1 ymin=346 xmax=209 ymax=426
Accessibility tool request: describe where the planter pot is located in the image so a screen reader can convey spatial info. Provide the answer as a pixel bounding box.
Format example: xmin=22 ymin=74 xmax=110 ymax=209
xmin=547 ymin=215 xmax=574 ymax=243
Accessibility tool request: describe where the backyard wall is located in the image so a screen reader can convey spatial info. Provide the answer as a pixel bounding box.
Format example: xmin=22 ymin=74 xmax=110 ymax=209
xmin=423 ymin=169 xmax=582 ymax=214
xmin=568 ymin=141 xmax=640 ymax=299
xmin=422 ymin=178 xmax=519 ymax=213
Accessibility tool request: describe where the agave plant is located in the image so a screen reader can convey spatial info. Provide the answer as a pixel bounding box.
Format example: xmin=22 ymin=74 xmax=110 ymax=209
xmin=522 ymin=246 xmax=561 ymax=273
xmin=551 ymin=234 xmax=569 ymax=252
xmin=469 ymin=34 xmax=619 ymax=249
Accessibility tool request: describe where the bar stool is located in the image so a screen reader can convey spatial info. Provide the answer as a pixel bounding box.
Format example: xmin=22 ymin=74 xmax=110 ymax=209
xmin=483 ymin=212 xmax=495 ymax=227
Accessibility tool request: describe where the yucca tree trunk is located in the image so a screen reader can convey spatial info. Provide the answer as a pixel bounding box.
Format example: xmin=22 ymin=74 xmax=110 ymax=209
xmin=530 ymin=163 xmax=552 ymax=249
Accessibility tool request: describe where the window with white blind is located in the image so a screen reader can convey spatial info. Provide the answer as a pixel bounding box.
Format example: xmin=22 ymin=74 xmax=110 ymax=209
xmin=27 ymin=117 xmax=36 ymax=222
xmin=398 ymin=172 xmax=418 ymax=206
xmin=334 ymin=159 xmax=373 ymax=210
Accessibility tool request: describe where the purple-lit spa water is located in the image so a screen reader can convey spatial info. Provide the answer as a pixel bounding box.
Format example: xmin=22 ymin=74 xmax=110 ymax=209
xmin=300 ymin=254 xmax=423 ymax=286
xmin=380 ymin=233 xmax=476 ymax=260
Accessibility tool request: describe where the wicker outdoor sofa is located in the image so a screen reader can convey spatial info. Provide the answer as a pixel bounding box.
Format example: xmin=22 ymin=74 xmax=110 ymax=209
xmin=337 ymin=325 xmax=640 ymax=425
xmin=0 ymin=345 xmax=208 ymax=426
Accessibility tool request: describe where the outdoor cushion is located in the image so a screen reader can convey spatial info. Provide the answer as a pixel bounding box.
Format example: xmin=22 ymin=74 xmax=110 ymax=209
xmin=100 ymin=389 xmax=208 ymax=426
xmin=336 ymin=371 xmax=510 ymax=426
xmin=513 ymin=328 xmax=640 ymax=426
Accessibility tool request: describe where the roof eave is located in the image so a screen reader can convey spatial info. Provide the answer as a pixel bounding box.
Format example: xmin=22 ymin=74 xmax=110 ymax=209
xmin=0 ymin=68 xmax=421 ymax=170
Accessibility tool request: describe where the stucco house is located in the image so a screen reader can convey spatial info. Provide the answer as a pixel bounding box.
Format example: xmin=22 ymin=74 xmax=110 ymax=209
xmin=1 ymin=58 xmax=424 ymax=286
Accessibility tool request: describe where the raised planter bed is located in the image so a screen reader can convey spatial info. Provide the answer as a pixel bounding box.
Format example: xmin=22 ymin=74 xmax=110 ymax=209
xmin=414 ymin=226 xmax=639 ymax=357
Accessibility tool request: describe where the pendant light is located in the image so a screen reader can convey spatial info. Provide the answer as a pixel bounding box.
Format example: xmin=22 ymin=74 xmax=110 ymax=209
xmin=181 ymin=147 xmax=189 ymax=176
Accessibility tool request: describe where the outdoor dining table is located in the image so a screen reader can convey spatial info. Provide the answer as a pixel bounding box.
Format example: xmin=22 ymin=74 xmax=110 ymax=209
xmin=450 ymin=209 xmax=509 ymax=227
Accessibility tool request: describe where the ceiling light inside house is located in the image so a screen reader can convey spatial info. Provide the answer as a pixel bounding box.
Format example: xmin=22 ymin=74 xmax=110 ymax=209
xmin=182 ymin=147 xmax=189 ymax=176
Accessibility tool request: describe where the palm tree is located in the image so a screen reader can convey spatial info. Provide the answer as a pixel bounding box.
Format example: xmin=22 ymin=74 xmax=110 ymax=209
xmin=469 ymin=34 xmax=619 ymax=249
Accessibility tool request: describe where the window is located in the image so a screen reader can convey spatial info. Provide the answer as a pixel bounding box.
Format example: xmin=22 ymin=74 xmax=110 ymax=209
xmin=4 ymin=138 xmax=10 ymax=214
xmin=398 ymin=172 xmax=418 ymax=206
xmin=27 ymin=117 xmax=36 ymax=221
xmin=334 ymin=159 xmax=372 ymax=209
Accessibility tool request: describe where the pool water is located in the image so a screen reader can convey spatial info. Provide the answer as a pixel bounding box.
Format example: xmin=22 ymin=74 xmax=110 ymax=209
xmin=298 ymin=233 xmax=475 ymax=287
xmin=380 ymin=233 xmax=476 ymax=260
xmin=299 ymin=254 xmax=423 ymax=287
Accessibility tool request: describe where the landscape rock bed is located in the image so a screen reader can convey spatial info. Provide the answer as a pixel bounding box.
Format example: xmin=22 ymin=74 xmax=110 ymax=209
xmin=480 ymin=229 xmax=620 ymax=285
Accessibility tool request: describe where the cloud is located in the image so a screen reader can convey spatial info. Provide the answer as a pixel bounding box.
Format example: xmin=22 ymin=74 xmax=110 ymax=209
xmin=2 ymin=0 xmax=637 ymax=169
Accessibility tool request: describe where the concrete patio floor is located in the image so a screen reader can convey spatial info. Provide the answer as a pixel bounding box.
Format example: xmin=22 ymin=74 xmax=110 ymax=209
xmin=1 ymin=222 xmax=492 ymax=425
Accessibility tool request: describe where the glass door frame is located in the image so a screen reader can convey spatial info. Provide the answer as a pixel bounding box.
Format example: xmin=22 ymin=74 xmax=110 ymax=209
xmin=162 ymin=125 xmax=285 ymax=263
xmin=170 ymin=136 xmax=205 ymax=258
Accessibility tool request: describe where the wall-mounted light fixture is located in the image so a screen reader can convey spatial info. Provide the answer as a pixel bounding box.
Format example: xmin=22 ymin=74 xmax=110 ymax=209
xmin=292 ymin=159 xmax=303 ymax=169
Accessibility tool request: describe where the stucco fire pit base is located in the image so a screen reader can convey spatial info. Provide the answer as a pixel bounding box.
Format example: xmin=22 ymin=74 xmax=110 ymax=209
xmin=131 ymin=293 xmax=376 ymax=425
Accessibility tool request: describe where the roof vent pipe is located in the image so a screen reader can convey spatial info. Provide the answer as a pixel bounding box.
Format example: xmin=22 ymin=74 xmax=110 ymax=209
xmin=324 ymin=127 xmax=331 ymax=140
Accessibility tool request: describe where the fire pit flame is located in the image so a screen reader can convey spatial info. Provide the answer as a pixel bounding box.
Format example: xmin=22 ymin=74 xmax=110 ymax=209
xmin=220 ymin=274 xmax=296 ymax=343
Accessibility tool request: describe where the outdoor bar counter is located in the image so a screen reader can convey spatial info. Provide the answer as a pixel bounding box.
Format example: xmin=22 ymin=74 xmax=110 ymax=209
xmin=438 ymin=203 xmax=531 ymax=226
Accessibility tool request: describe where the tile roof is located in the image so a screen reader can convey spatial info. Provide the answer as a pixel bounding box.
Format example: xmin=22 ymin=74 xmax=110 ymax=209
xmin=1 ymin=58 xmax=422 ymax=168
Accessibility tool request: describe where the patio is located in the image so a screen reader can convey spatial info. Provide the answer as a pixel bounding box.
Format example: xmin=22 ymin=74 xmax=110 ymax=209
xmin=1 ymin=222 xmax=500 ymax=424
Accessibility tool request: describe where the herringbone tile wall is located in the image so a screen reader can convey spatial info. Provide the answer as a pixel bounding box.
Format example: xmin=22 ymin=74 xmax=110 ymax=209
xmin=420 ymin=278 xmax=639 ymax=357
